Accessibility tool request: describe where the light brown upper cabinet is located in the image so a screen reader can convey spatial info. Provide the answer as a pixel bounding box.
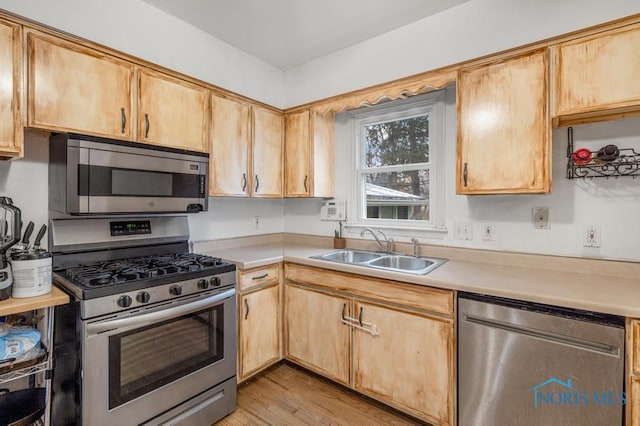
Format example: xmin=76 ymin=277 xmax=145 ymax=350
xmin=27 ymin=31 xmax=134 ymax=139
xmin=252 ymin=106 xmax=283 ymax=197
xmin=137 ymin=68 xmax=208 ymax=151
xmin=0 ymin=19 xmax=22 ymax=158
xmin=457 ymin=49 xmax=550 ymax=194
xmin=209 ymin=94 xmax=251 ymax=196
xmin=284 ymin=109 xmax=335 ymax=198
xmin=554 ymin=23 xmax=640 ymax=127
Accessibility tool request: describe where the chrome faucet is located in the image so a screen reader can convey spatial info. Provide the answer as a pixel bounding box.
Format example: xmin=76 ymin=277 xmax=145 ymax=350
xmin=360 ymin=228 xmax=393 ymax=252
xmin=411 ymin=237 xmax=420 ymax=257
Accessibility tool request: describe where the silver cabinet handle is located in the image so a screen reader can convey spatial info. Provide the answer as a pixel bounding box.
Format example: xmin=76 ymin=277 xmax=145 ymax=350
xmin=255 ymin=175 xmax=260 ymax=192
xmin=252 ymin=273 xmax=268 ymax=280
xmin=303 ymin=175 xmax=308 ymax=192
xmin=120 ymin=107 xmax=126 ymax=134
xmin=244 ymin=298 xmax=249 ymax=320
xmin=144 ymin=113 xmax=150 ymax=138
xmin=340 ymin=305 xmax=379 ymax=337
xmin=241 ymin=173 xmax=247 ymax=192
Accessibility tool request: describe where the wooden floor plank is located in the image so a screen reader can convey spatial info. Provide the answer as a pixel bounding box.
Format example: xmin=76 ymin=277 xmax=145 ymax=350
xmin=217 ymin=363 xmax=423 ymax=425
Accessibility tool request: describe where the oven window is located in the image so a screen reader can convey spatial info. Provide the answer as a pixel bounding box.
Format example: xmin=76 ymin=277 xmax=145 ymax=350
xmin=112 ymin=169 xmax=172 ymax=196
xmin=108 ymin=306 xmax=224 ymax=409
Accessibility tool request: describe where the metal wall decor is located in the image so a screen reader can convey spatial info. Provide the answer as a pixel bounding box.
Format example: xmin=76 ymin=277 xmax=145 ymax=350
xmin=566 ymin=127 xmax=640 ymax=179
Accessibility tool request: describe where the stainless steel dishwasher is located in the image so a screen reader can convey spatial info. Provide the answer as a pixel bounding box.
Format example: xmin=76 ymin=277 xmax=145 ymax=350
xmin=458 ymin=292 xmax=625 ymax=426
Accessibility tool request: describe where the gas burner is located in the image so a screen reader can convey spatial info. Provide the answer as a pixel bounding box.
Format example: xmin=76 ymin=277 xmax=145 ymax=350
xmin=55 ymin=252 xmax=233 ymax=297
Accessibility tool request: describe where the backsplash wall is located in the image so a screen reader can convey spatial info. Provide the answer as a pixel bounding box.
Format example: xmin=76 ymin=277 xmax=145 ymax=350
xmin=284 ymin=88 xmax=640 ymax=262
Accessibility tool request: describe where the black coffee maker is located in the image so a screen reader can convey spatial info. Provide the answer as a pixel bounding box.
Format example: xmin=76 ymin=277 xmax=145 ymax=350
xmin=0 ymin=197 xmax=21 ymax=300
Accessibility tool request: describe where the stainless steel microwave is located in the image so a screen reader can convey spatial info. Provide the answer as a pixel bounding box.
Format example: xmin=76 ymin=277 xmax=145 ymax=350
xmin=49 ymin=133 xmax=208 ymax=215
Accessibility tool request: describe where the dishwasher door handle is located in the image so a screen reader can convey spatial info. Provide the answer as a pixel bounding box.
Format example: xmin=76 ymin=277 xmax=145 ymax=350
xmin=463 ymin=314 xmax=620 ymax=357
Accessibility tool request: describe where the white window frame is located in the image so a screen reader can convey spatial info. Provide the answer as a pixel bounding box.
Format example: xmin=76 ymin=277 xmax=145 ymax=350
xmin=347 ymin=91 xmax=446 ymax=235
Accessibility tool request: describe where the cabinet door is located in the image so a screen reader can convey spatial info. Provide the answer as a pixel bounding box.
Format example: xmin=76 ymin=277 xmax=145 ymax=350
xmin=631 ymin=377 xmax=640 ymax=426
xmin=27 ymin=31 xmax=133 ymax=139
xmin=457 ymin=50 xmax=550 ymax=194
xmin=311 ymin=110 xmax=335 ymax=198
xmin=284 ymin=284 xmax=350 ymax=385
xmin=353 ymin=301 xmax=454 ymax=425
xmin=284 ymin=110 xmax=310 ymax=197
xmin=137 ymin=69 xmax=208 ymax=151
xmin=0 ymin=19 xmax=21 ymax=157
xmin=252 ymin=106 xmax=283 ymax=197
xmin=238 ymin=285 xmax=281 ymax=381
xmin=556 ymin=23 xmax=640 ymax=123
xmin=210 ymin=95 xmax=250 ymax=196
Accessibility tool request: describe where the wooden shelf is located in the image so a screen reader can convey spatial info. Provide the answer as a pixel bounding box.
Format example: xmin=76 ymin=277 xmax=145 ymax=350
xmin=0 ymin=286 xmax=69 ymax=316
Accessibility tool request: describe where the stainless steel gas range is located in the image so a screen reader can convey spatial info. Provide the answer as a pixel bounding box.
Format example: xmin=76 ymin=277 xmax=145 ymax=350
xmin=50 ymin=216 xmax=237 ymax=426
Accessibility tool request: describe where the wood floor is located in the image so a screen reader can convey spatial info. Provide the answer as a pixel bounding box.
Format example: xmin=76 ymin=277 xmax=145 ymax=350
xmin=217 ymin=363 xmax=423 ymax=425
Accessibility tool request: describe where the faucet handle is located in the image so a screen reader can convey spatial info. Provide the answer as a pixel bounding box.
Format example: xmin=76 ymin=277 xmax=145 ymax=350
xmin=411 ymin=237 xmax=420 ymax=257
xmin=387 ymin=237 xmax=394 ymax=253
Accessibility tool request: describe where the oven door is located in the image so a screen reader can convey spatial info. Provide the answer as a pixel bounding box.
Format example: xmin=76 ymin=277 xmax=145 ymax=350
xmin=82 ymin=288 xmax=236 ymax=426
xmin=69 ymin=140 xmax=207 ymax=214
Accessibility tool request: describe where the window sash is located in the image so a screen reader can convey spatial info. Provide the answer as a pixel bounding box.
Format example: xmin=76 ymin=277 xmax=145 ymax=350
xmin=349 ymin=91 xmax=446 ymax=231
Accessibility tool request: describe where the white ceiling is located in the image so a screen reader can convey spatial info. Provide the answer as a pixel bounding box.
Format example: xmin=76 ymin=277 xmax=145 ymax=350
xmin=142 ymin=0 xmax=469 ymax=70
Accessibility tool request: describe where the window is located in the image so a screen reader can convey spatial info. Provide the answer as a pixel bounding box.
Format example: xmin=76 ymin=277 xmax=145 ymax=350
xmin=350 ymin=92 xmax=445 ymax=230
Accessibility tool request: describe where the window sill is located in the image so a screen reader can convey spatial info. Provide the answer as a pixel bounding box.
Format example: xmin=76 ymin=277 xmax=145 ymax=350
xmin=343 ymin=223 xmax=447 ymax=240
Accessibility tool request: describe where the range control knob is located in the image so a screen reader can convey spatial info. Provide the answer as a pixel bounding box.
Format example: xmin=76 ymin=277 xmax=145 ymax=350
xmin=169 ymin=285 xmax=182 ymax=296
xmin=210 ymin=276 xmax=221 ymax=287
xmin=136 ymin=291 xmax=150 ymax=304
xmin=197 ymin=279 xmax=209 ymax=290
xmin=117 ymin=295 xmax=132 ymax=308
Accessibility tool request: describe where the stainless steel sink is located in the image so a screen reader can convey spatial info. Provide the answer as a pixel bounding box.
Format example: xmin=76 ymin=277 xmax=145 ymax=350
xmin=319 ymin=249 xmax=383 ymax=263
xmin=311 ymin=250 xmax=446 ymax=275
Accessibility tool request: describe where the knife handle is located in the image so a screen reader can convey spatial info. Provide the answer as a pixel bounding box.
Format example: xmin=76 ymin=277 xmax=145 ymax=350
xmin=22 ymin=221 xmax=34 ymax=245
xmin=33 ymin=224 xmax=47 ymax=249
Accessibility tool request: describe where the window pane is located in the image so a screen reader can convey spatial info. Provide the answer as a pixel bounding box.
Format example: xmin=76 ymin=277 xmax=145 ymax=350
xmin=364 ymin=115 xmax=429 ymax=167
xmin=365 ymin=170 xmax=430 ymax=221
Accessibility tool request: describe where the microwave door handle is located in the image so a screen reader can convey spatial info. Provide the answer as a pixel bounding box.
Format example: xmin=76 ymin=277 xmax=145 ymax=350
xmin=86 ymin=288 xmax=235 ymax=335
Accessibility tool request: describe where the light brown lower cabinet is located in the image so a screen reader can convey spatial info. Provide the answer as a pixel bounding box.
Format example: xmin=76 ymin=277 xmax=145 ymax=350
xmin=237 ymin=264 xmax=282 ymax=383
xmin=284 ymin=284 xmax=351 ymax=385
xmin=353 ymin=301 xmax=453 ymax=424
xmin=631 ymin=377 xmax=640 ymax=426
xmin=627 ymin=319 xmax=640 ymax=426
xmin=284 ymin=263 xmax=455 ymax=425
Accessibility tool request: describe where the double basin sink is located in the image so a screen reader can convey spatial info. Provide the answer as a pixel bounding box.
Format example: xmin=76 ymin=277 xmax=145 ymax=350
xmin=311 ymin=249 xmax=447 ymax=275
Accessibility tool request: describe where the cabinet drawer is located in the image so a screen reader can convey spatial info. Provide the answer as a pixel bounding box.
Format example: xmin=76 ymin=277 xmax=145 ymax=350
xmin=239 ymin=264 xmax=280 ymax=291
xmin=285 ymin=263 xmax=453 ymax=317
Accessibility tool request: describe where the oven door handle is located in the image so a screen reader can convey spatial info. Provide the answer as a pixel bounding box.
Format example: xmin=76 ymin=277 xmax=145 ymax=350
xmin=86 ymin=288 xmax=236 ymax=335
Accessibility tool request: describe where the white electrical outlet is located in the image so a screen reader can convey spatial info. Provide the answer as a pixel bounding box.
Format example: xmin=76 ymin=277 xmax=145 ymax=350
xmin=482 ymin=224 xmax=495 ymax=241
xmin=453 ymin=222 xmax=473 ymax=241
xmin=532 ymin=207 xmax=550 ymax=229
xmin=583 ymin=225 xmax=601 ymax=247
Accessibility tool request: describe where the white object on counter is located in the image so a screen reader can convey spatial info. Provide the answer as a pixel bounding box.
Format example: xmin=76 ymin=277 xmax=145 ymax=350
xmin=10 ymin=257 xmax=52 ymax=298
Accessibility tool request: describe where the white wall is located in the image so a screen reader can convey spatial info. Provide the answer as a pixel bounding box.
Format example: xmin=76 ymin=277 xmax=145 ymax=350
xmin=2 ymin=2 xmax=640 ymax=261
xmin=283 ymin=0 xmax=640 ymax=107
xmin=285 ymin=89 xmax=640 ymax=262
xmin=0 ymin=131 xmax=50 ymax=246
xmin=0 ymin=0 xmax=285 ymax=108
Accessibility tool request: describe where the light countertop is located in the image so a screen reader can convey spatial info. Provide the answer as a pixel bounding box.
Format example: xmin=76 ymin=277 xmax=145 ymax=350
xmin=202 ymin=243 xmax=640 ymax=318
